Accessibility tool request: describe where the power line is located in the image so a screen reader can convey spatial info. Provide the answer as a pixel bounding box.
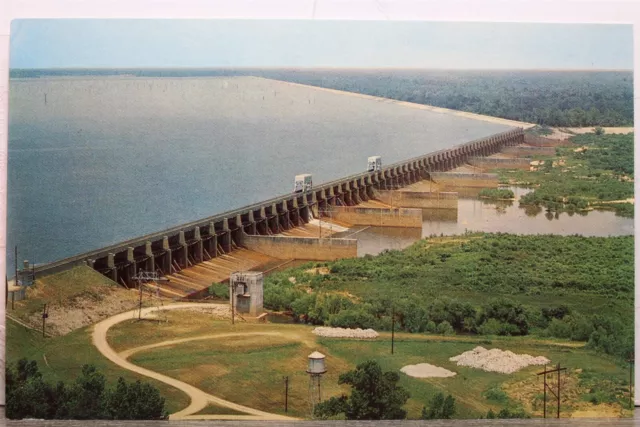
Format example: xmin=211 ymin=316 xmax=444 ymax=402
xmin=536 ymin=363 xmax=567 ymax=418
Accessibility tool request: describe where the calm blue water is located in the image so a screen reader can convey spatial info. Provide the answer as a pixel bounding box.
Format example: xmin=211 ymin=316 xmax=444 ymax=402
xmin=8 ymin=76 xmax=514 ymax=267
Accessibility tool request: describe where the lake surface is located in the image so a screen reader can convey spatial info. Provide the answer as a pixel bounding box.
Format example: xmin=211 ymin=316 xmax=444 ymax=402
xmin=8 ymin=76 xmax=514 ymax=267
xmin=351 ymin=187 xmax=634 ymax=256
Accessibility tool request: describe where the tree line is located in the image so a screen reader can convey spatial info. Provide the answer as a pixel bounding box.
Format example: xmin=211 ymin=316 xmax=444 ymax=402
xmin=256 ymin=69 xmax=634 ymax=127
xmin=264 ymin=233 xmax=633 ymax=360
xmin=10 ymin=68 xmax=633 ymax=127
xmin=6 ymin=359 xmax=167 ymax=420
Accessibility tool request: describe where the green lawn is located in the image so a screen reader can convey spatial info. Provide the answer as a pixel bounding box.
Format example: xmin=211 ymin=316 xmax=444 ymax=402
xmin=116 ymin=314 xmax=631 ymax=419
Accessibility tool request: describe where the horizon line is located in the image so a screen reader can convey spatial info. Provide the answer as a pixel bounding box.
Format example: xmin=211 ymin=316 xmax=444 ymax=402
xmin=9 ymin=66 xmax=634 ymax=72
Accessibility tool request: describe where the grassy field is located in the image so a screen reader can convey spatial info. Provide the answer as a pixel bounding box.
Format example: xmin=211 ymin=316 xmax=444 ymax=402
xmin=6 ymin=317 xmax=190 ymax=415
xmin=105 ymin=310 xmax=631 ymax=419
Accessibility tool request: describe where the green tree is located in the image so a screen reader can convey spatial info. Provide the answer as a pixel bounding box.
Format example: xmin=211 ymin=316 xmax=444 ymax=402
xmin=67 ymin=364 xmax=108 ymax=419
xmin=422 ymin=392 xmax=456 ymax=419
xmin=6 ymin=360 xmax=168 ymax=420
xmin=314 ymin=360 xmax=410 ymax=420
xmin=106 ymin=378 xmax=168 ymax=420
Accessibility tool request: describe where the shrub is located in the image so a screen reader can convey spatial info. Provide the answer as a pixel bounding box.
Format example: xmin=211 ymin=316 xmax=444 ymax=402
xmin=329 ymin=309 xmax=378 ymax=329
xmin=421 ymin=392 xmax=456 ymax=419
xmin=436 ymin=321 xmax=455 ymax=336
xmin=479 ymin=298 xmax=529 ymax=335
xmin=425 ymin=321 xmax=437 ymax=333
xmin=208 ymin=283 xmax=229 ymax=300
xmin=483 ymin=386 xmax=509 ymax=403
xmin=544 ymin=318 xmax=572 ymax=339
xmin=477 ymin=318 xmax=518 ymax=336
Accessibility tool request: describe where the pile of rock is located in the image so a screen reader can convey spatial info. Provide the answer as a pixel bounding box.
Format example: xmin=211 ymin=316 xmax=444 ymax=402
xmin=401 ymin=363 xmax=456 ymax=378
xmin=449 ymin=346 xmax=550 ymax=374
xmin=312 ymin=326 xmax=379 ymax=339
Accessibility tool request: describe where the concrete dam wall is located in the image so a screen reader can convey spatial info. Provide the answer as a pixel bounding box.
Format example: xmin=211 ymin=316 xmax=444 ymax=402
xmin=28 ymin=127 xmax=525 ymax=286
xmin=375 ymin=190 xmax=458 ymax=210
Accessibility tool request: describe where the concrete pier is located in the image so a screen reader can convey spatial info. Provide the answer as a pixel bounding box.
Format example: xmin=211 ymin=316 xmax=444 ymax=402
xmin=330 ymin=206 xmax=422 ymax=228
xmin=501 ymin=146 xmax=556 ymax=157
xmin=430 ymin=172 xmax=499 ymax=188
xmin=375 ymin=190 xmax=458 ymax=209
xmin=468 ymin=157 xmax=531 ymax=170
xmin=524 ymin=133 xmax=572 ymax=147
xmin=244 ymin=235 xmax=357 ymax=261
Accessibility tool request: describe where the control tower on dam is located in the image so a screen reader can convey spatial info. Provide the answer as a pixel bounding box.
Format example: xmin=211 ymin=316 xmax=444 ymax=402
xmin=9 ymin=76 xmax=531 ymax=292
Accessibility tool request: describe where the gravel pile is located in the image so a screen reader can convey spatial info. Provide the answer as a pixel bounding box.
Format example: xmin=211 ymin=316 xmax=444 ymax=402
xmin=401 ymin=363 xmax=456 ymax=378
xmin=312 ymin=327 xmax=379 ymax=339
xmin=449 ymin=346 xmax=550 ymax=374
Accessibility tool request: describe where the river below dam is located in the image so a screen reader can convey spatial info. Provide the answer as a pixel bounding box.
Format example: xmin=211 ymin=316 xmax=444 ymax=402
xmin=7 ymin=75 xmax=633 ymax=269
xmin=341 ymin=186 xmax=634 ymax=257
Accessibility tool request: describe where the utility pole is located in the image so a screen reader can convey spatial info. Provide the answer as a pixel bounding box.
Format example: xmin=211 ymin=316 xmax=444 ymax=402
xmin=42 ymin=304 xmax=48 ymax=338
xmin=131 ymin=271 xmax=169 ymax=321
xmin=230 ymin=281 xmax=235 ymax=325
xmin=14 ymin=245 xmax=18 ymax=288
xmin=284 ymin=376 xmax=289 ymax=412
xmin=391 ymin=306 xmax=395 ymax=355
xmin=537 ymin=364 xmax=566 ymax=418
xmin=628 ymin=352 xmax=635 ymax=410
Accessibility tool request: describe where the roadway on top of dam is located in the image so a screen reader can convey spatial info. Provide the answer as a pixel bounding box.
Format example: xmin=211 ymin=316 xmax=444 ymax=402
xmin=8 ymin=76 xmax=522 ymax=267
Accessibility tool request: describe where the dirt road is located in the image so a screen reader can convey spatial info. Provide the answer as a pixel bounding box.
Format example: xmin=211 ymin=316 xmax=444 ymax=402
xmin=91 ymin=303 xmax=297 ymax=421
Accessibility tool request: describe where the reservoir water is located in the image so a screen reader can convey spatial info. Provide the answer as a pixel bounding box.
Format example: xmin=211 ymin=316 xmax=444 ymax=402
xmin=8 ymin=76 xmax=514 ymax=267
xmin=7 ymin=76 xmax=633 ymax=269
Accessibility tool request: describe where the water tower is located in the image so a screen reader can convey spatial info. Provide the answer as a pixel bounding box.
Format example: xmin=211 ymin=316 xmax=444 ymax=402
xmin=307 ymin=351 xmax=327 ymax=416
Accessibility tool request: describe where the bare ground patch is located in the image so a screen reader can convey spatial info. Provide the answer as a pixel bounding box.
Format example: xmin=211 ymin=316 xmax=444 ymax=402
xmin=26 ymin=286 xmax=142 ymax=336
xmin=503 ymin=370 xmax=628 ymax=418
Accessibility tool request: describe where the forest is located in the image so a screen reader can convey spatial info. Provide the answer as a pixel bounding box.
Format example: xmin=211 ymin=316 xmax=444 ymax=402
xmin=256 ymin=69 xmax=634 ymax=127
xmin=262 ymin=233 xmax=633 ymax=360
xmin=10 ymin=68 xmax=634 ymax=127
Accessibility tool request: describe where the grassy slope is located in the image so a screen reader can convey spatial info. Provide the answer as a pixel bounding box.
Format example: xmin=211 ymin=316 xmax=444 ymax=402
xmin=14 ymin=266 xmax=118 ymax=317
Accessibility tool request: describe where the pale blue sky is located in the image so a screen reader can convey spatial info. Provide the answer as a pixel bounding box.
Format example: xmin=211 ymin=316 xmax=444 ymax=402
xmin=10 ymin=20 xmax=634 ymax=69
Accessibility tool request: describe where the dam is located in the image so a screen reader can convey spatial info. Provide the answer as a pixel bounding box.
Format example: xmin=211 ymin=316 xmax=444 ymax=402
xmin=24 ymin=127 xmax=525 ymax=292
xmin=8 ymin=75 xmax=529 ymax=294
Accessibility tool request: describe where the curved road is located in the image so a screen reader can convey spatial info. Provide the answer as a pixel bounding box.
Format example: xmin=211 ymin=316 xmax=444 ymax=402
xmin=92 ymin=303 xmax=298 ymax=421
